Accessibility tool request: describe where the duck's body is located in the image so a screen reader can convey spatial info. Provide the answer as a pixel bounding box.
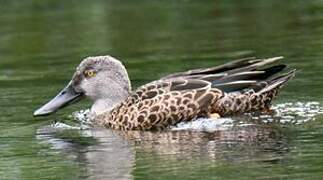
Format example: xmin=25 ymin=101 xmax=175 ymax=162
xmin=34 ymin=56 xmax=295 ymax=131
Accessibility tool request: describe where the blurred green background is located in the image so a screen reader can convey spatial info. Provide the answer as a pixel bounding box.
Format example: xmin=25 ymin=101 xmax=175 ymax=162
xmin=1 ymin=0 xmax=323 ymax=179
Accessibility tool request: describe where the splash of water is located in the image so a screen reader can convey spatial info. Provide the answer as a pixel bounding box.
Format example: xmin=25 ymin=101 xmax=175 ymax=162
xmin=71 ymin=109 xmax=92 ymax=125
xmin=266 ymin=101 xmax=323 ymax=124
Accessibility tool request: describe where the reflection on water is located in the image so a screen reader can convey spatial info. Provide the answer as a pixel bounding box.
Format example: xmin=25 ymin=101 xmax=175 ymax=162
xmin=37 ymin=127 xmax=135 ymax=180
xmin=37 ymin=120 xmax=287 ymax=179
xmin=36 ymin=101 xmax=322 ymax=179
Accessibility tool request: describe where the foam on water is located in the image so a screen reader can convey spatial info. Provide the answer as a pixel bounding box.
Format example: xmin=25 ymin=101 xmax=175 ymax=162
xmin=71 ymin=109 xmax=92 ymax=126
xmin=171 ymin=117 xmax=234 ymax=132
xmin=261 ymin=101 xmax=323 ymax=124
xmin=172 ymin=101 xmax=323 ymax=131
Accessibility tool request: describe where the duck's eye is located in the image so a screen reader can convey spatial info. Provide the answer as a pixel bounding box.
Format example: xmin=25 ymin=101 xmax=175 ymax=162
xmin=84 ymin=70 xmax=96 ymax=78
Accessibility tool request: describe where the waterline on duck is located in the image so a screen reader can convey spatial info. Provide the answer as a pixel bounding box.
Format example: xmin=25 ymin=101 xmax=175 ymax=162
xmin=55 ymin=101 xmax=323 ymax=132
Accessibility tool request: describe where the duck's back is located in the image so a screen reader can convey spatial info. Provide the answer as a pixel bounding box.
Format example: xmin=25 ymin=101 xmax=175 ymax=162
xmin=99 ymin=57 xmax=295 ymax=131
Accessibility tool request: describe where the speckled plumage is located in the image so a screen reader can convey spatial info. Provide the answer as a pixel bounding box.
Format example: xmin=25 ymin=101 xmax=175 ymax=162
xmin=94 ymin=56 xmax=295 ymax=130
xmin=96 ymin=80 xmax=223 ymax=130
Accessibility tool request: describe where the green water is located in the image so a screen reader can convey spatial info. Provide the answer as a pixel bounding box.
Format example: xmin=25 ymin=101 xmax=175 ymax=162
xmin=1 ymin=0 xmax=323 ymax=179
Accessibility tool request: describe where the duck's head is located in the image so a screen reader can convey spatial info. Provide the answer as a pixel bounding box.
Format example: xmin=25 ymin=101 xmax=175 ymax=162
xmin=34 ymin=55 xmax=131 ymax=116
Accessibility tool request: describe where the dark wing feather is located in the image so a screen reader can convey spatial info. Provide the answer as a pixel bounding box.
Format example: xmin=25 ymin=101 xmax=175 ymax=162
xmin=160 ymin=56 xmax=287 ymax=93
xmin=130 ymin=79 xmax=211 ymax=101
xmin=224 ymin=57 xmax=283 ymax=74
xmin=169 ymin=79 xmax=211 ymax=91
xmin=162 ymin=57 xmax=258 ymax=79
xmin=162 ymin=57 xmax=283 ymax=80
xmin=213 ymin=81 xmax=258 ymax=92
xmin=210 ymin=65 xmax=286 ymax=85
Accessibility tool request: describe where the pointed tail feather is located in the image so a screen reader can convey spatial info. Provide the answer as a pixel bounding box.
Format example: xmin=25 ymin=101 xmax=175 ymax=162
xmin=162 ymin=57 xmax=276 ymax=79
xmin=210 ymin=64 xmax=286 ymax=85
xmin=225 ymin=56 xmax=284 ymax=74
xmin=258 ymin=69 xmax=296 ymax=94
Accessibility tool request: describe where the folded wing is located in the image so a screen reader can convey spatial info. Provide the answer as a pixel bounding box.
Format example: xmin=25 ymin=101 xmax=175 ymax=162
xmin=103 ymin=57 xmax=295 ymax=130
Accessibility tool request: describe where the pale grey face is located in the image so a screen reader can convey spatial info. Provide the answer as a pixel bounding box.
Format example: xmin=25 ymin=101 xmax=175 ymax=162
xmin=73 ymin=57 xmax=113 ymax=100
xmin=34 ymin=55 xmax=131 ymax=116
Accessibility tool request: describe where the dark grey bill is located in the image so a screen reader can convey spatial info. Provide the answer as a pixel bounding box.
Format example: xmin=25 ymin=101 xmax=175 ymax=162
xmin=33 ymin=83 xmax=83 ymax=116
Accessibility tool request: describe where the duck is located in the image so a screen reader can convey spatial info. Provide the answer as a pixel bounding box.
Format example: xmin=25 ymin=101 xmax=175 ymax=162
xmin=34 ymin=55 xmax=295 ymax=131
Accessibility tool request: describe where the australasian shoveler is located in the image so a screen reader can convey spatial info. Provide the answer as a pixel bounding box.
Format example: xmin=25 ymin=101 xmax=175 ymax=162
xmin=34 ymin=56 xmax=295 ymax=130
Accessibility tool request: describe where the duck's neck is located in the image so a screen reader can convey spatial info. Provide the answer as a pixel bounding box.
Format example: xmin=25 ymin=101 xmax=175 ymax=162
xmin=89 ymin=59 xmax=132 ymax=116
xmin=91 ymin=92 xmax=130 ymax=115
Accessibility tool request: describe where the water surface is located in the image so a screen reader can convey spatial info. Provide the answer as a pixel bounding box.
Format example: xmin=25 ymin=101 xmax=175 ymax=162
xmin=1 ymin=1 xmax=323 ymax=179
